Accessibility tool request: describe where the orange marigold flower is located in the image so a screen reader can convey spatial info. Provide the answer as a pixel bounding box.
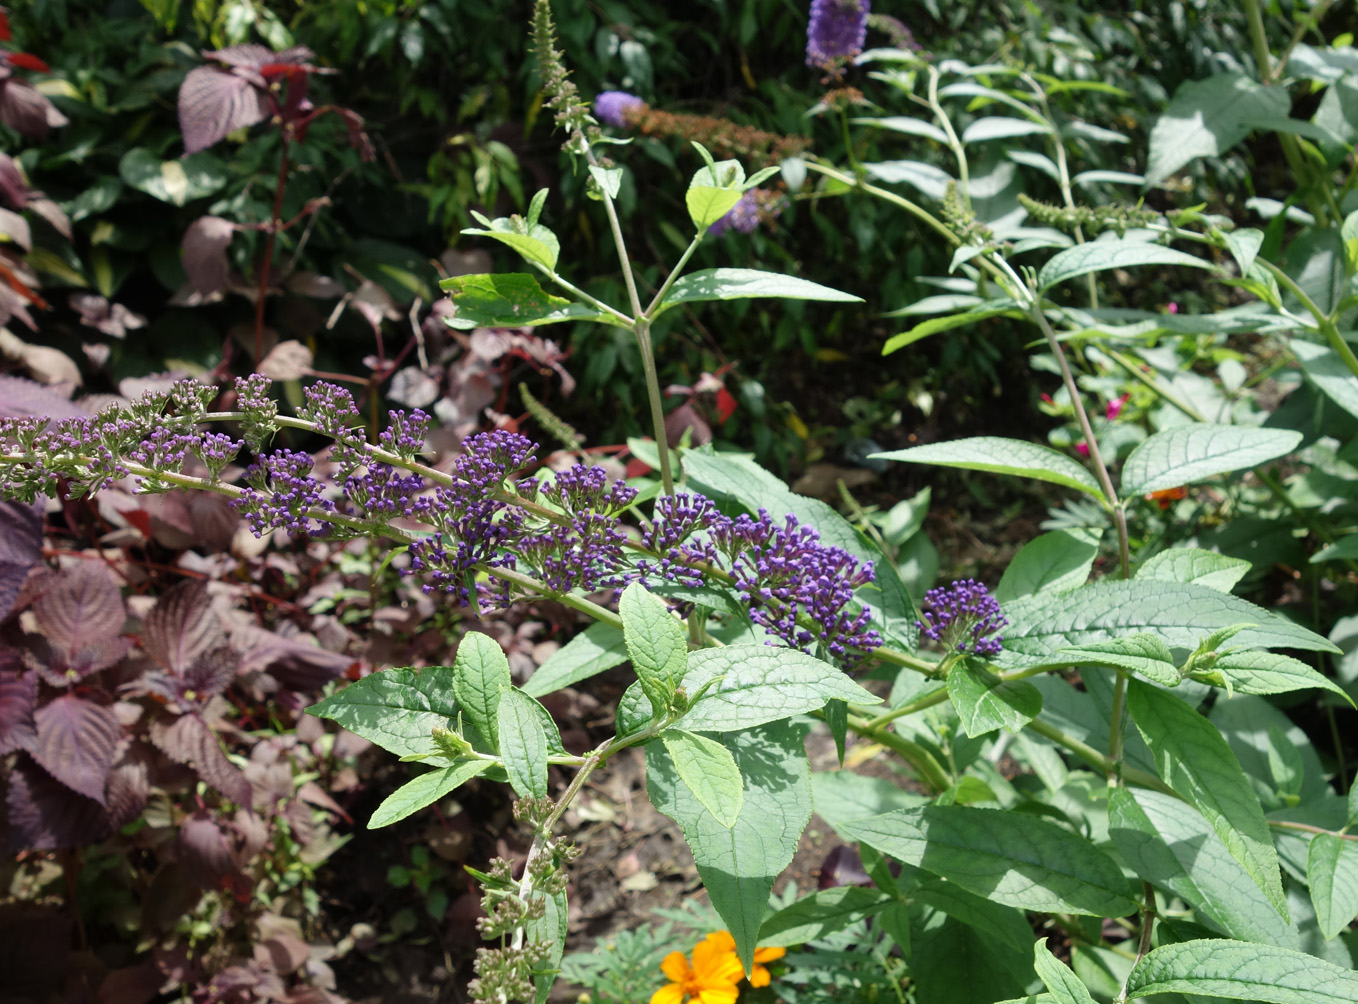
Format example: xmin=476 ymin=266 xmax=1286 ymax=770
xmin=703 ymin=931 xmax=787 ymax=988
xmin=650 ymin=937 xmax=744 ymax=1004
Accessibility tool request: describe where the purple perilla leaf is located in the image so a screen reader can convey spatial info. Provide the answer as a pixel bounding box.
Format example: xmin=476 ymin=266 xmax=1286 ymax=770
xmin=31 ymin=692 xmax=120 ymax=804
xmin=0 ymin=499 xmax=41 ymax=623
xmin=0 ymin=651 xmax=36 ymax=755
xmin=33 ymin=561 xmax=126 ymax=666
xmin=6 ymin=755 xmax=110 ymax=850
xmin=177 ymin=62 xmax=268 ymax=156
xmin=181 ymin=216 xmax=237 ymax=295
xmin=143 ymin=579 xmax=225 ymax=677
xmin=150 ymin=712 xmax=252 ymax=808
xmin=177 ymin=811 xmax=241 ymax=891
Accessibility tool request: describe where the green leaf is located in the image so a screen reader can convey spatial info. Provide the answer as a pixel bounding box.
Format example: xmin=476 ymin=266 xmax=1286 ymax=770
xmin=996 ymin=579 xmax=1338 ymax=673
xmin=1203 ymin=650 xmax=1352 ymax=702
xmin=883 ymin=304 xmax=1023 ymax=355
xmin=647 ymin=721 xmax=812 ymax=975
xmin=1055 ymin=635 xmax=1181 ymax=687
xmin=962 ymin=117 xmax=1053 ymax=143
xmin=438 ymin=273 xmax=626 ymax=330
xmin=654 ymin=268 xmax=862 ymax=317
xmin=1308 ymin=833 xmax=1358 ymax=940
xmin=659 ymin=729 xmax=744 ymax=828
xmin=757 ymin=886 xmax=893 ymax=946
xmin=1121 ymin=424 xmax=1302 ymax=496
xmin=1137 ymin=547 xmax=1252 ymax=593
xmin=615 ymin=681 xmax=652 ymax=737
xmin=678 ymin=646 xmax=881 ymax=732
xmin=1145 ymin=73 xmax=1291 ymax=185
xmin=853 ymin=115 xmax=950 ymax=143
xmin=994 ymin=529 xmax=1101 ymax=602
xmin=522 ymin=623 xmax=628 ymax=697
xmin=619 ymin=583 xmax=687 ymax=717
xmin=308 ymin=668 xmax=455 ymax=759
xmin=842 ymin=806 xmax=1138 ymax=916
xmin=1312 ymin=536 xmax=1358 ymax=564
xmin=1294 ymin=341 xmax=1358 ymax=421
xmin=1033 ymin=938 xmax=1096 ymax=1004
xmin=1226 ymin=228 xmax=1265 ymax=277
xmin=1128 ymin=680 xmax=1289 ymax=920
xmin=686 ymin=160 xmax=746 ymax=229
xmin=809 ymin=771 xmax=928 ymax=836
xmin=452 ymin=632 xmax=511 ymax=751
xmin=368 ymin=761 xmax=490 ymax=829
xmin=460 ymin=217 xmax=560 ymax=270
xmin=947 ymin=658 xmax=1043 ymax=737
xmin=119 ymin=148 xmax=228 ymax=206
xmin=871 ymin=437 xmax=1105 ymax=500
xmin=587 ymin=164 xmax=622 ymax=199
xmin=1037 ymin=239 xmax=1215 ymax=292
xmin=496 ymin=688 xmax=553 ymax=798
xmin=1126 ymin=939 xmax=1358 ymax=1002
xmin=1108 ymin=787 xmax=1298 ymax=946
xmin=526 ymin=888 xmax=568 ymax=1004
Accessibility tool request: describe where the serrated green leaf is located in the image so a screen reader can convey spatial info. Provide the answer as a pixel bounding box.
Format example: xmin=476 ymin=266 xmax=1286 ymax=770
xmin=1126 ymin=938 xmax=1358 ymax=1002
xmin=1128 ymin=680 xmax=1289 ymax=920
xmin=757 ymin=886 xmax=892 ymax=946
xmin=913 ymin=914 xmax=1039 ymax=1004
xmin=1146 ymin=73 xmax=1291 ymax=185
xmin=996 ymin=579 xmax=1338 ymax=673
xmin=1308 ymin=833 xmax=1358 ymax=940
xmin=1108 ymin=787 xmax=1298 ymax=946
xmin=497 ymin=688 xmax=553 ymax=798
xmin=686 ymin=160 xmax=746 ymax=229
xmin=842 ymin=806 xmax=1138 ymax=916
xmin=809 ymin=771 xmax=928 ymax=836
xmin=522 ymin=623 xmax=628 ymax=698
xmin=619 ymin=583 xmax=687 ymax=717
xmin=1055 ymin=635 xmax=1181 ymax=686
xmin=659 ymin=729 xmax=744 ymax=828
xmin=1205 ymin=650 xmax=1352 ymax=702
xmin=870 ymin=437 xmax=1106 ymax=500
xmin=368 ymin=760 xmax=490 ymax=828
xmin=1033 ymin=938 xmax=1096 ymax=1004
xmin=1137 ymin=547 xmax=1252 ymax=592
xmin=677 ymin=646 xmax=881 ymax=732
xmin=438 ymin=273 xmax=625 ymax=329
xmin=1121 ymin=424 xmax=1302 ymax=496
xmin=1037 ymin=239 xmax=1215 ymax=292
xmin=647 ymin=721 xmax=811 ymax=975
xmin=947 ymin=659 xmax=1042 ymax=737
xmin=307 ymin=667 xmax=455 ymax=759
xmin=654 ymin=268 xmax=862 ymax=317
xmin=615 ymin=680 xmax=652 ymax=737
xmin=994 ymin=529 xmax=1102 ymax=602
xmin=452 ymin=632 xmax=511 ymax=751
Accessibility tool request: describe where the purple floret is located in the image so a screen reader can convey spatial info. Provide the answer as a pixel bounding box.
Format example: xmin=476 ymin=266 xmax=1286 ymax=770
xmin=806 ymin=0 xmax=871 ymax=71
xmin=917 ymin=579 xmax=1008 ymax=658
xmin=594 ymin=90 xmax=646 ymax=128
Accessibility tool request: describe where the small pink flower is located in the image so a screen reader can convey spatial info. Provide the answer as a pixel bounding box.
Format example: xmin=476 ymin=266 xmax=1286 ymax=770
xmin=1075 ymin=441 xmax=1090 ymax=457
xmin=1106 ymin=394 xmax=1129 ymax=421
xmin=1165 ymin=302 xmax=1179 ymax=314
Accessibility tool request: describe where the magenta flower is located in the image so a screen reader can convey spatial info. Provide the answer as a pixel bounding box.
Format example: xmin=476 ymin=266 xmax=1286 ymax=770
xmin=806 ymin=0 xmax=871 ymax=71
xmin=1106 ymin=394 xmax=1129 ymax=421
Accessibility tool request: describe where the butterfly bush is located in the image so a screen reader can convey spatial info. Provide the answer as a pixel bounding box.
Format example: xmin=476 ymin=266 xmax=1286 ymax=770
xmin=916 ymin=578 xmax=1008 ymax=657
xmin=806 ymin=0 xmax=871 ymax=71
xmin=0 ymin=378 xmax=882 ymax=667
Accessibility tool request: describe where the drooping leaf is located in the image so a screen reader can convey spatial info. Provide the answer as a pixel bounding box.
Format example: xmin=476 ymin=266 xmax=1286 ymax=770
xmin=647 ymin=720 xmax=811 ymax=975
xmin=522 ymin=623 xmax=628 ymax=698
xmin=438 ymin=273 xmax=625 ymax=330
xmin=946 ymin=658 xmax=1042 ymax=737
xmin=994 ymin=529 xmax=1102 ymax=602
xmin=1120 ymin=424 xmax=1302 ymax=496
xmin=842 ymin=806 xmax=1138 ymax=916
xmin=496 ymin=688 xmax=553 ymax=799
xmin=307 ymin=667 xmax=456 ymax=759
xmin=1126 ymin=939 xmax=1358 ymax=1002
xmin=178 ymin=811 xmax=239 ymax=891
xmin=678 ymin=646 xmax=880 ymax=732
xmin=181 ymin=216 xmax=237 ymax=295
xmin=368 ymin=761 xmax=490 ymax=829
xmin=1108 ymin=787 xmax=1298 ymax=947
xmin=653 ymin=268 xmax=862 ymax=317
xmin=1037 ymin=239 xmax=1215 ymax=292
xmin=1128 ymin=680 xmax=1288 ymax=920
xmin=1145 ymin=73 xmax=1290 ymax=185
xmin=1033 ymin=937 xmax=1096 ymax=1004
xmin=32 ymin=694 xmax=119 ymax=804
xmin=1307 ymin=833 xmax=1358 ymax=940
xmin=870 ymin=437 xmax=1106 ymax=500
xmin=149 ymin=713 xmax=252 ymax=807
xmin=619 ymin=583 xmax=687 ymax=717
xmin=451 ymin=632 xmax=511 ymax=751
xmin=1136 ymin=547 xmax=1252 ymax=593
xmin=659 ymin=729 xmax=744 ymax=828
xmin=757 ymin=886 xmax=893 ymax=946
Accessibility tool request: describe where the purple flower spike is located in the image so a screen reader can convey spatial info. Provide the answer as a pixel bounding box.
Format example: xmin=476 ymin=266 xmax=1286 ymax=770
xmin=806 ymin=0 xmax=871 ymax=71
xmin=917 ymin=579 xmax=1008 ymax=658
xmin=594 ymin=90 xmax=646 ymax=128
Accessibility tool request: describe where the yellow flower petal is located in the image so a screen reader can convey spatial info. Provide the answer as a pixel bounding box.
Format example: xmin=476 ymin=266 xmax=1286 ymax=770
xmin=752 ymin=945 xmax=786 ymax=964
xmin=650 ymin=984 xmax=686 ymax=1004
xmin=695 ymin=986 xmax=740 ymax=1004
xmin=748 ymin=965 xmax=772 ymax=988
xmin=660 ymin=950 xmax=693 ymax=984
xmin=692 ymin=940 xmax=744 ymax=985
xmin=704 ymin=931 xmax=737 ymax=953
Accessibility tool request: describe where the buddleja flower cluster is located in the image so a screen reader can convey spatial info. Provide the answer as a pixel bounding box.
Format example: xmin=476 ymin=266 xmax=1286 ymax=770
xmin=0 ymin=378 xmax=883 ymax=666
xmin=917 ymin=579 xmax=1008 ymax=657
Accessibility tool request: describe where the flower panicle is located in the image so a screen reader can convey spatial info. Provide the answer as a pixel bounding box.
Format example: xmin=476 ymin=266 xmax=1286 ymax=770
xmin=530 ymin=0 xmax=600 ymax=149
xmin=807 ymin=0 xmax=871 ymax=73
xmin=917 ymin=578 xmax=1008 ymax=658
xmin=592 ymin=90 xmax=812 ymax=166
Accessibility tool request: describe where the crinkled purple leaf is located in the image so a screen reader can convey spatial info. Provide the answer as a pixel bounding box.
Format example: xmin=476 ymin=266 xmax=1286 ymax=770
xmin=105 ymin=744 xmax=150 ymax=829
xmin=0 ymin=499 xmax=41 ymax=622
xmin=143 ymin=579 xmax=224 ymax=676
xmin=0 ymin=77 xmax=67 ymax=141
xmin=6 ymin=754 xmax=110 ymax=850
xmin=235 ymin=624 xmax=353 ymax=692
xmin=181 ymin=215 xmax=236 ymax=295
xmin=149 ymin=712 xmax=252 ymax=807
xmin=177 ymin=64 xmax=267 ymax=155
xmin=31 ymin=692 xmax=119 ymax=804
xmin=34 ymin=561 xmax=126 ymax=662
xmin=0 ymin=652 xmax=36 ymax=755
xmin=178 ymin=811 xmax=239 ymax=890
xmin=0 ymin=152 xmax=28 ymax=209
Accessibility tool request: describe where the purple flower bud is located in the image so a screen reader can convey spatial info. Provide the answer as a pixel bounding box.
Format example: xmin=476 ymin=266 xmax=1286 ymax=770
xmin=806 ymin=0 xmax=871 ymax=71
xmin=916 ymin=579 xmax=1007 ymax=657
xmin=594 ymin=91 xmax=646 ymax=129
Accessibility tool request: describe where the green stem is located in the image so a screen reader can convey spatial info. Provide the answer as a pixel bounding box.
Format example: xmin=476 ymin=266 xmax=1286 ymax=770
xmin=927 ymin=67 xmax=970 ymax=209
xmin=861 ymin=685 xmax=950 ymax=731
xmin=533 ymin=263 xmax=632 ymax=323
xmin=1102 ymin=347 xmax=1207 ymax=422
xmin=1107 ymin=670 xmax=1129 ymax=787
xmin=844 ymin=712 xmax=952 ymax=792
xmin=644 ymin=232 xmax=705 ymax=318
xmin=1024 ymin=718 xmax=1177 ymax=797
